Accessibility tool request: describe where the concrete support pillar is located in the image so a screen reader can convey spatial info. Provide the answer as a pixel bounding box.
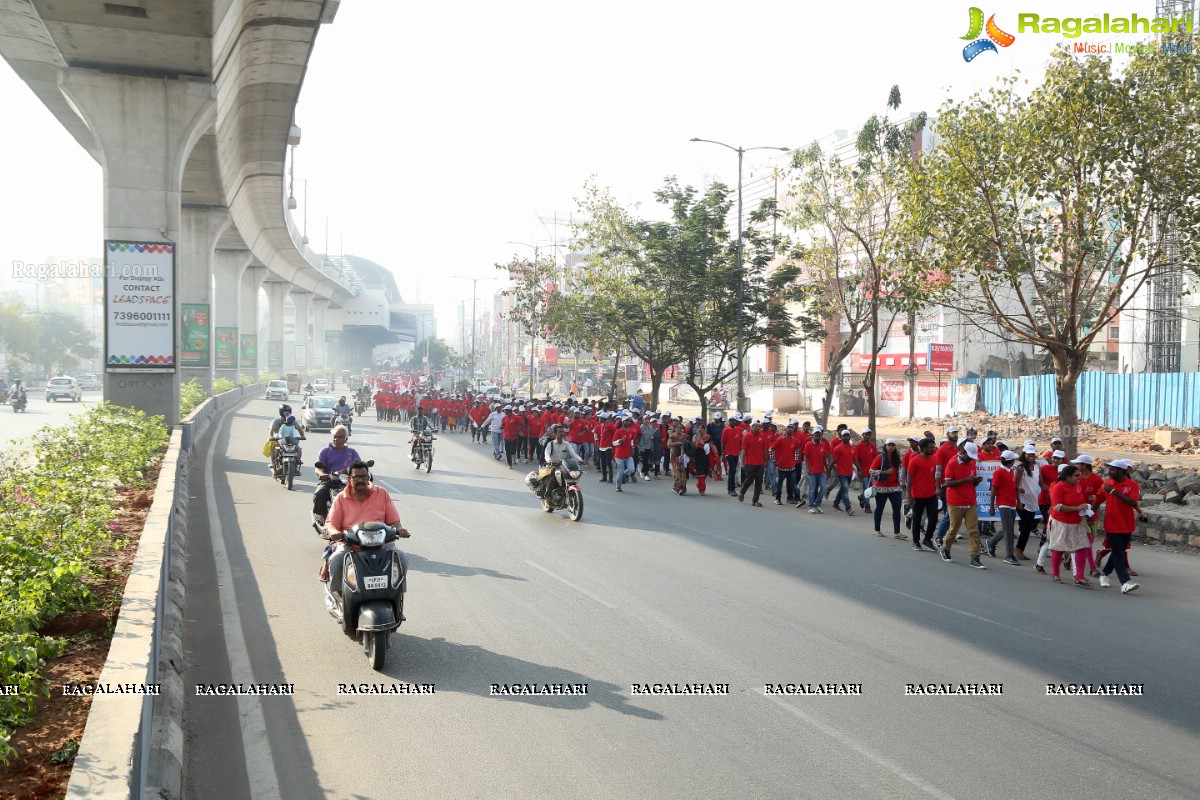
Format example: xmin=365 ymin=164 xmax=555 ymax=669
xmin=311 ymin=297 xmax=328 ymax=375
xmin=58 ymin=71 xmax=214 ymax=425
xmin=212 ymin=249 xmax=252 ymax=385
xmin=178 ymin=208 xmax=229 ymax=393
xmin=264 ymin=281 xmax=289 ymax=377
xmin=239 ymin=265 xmax=267 ymax=380
xmin=290 ymin=290 xmax=313 ymax=376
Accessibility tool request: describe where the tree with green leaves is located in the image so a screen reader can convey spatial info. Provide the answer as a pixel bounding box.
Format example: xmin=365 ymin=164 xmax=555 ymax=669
xmin=786 ymin=86 xmax=927 ymax=431
xmin=496 ymin=252 xmax=560 ymax=396
xmin=0 ymin=303 xmax=97 ymax=378
xmin=402 ymin=337 xmax=457 ymax=372
xmin=897 ymin=41 xmax=1200 ymax=454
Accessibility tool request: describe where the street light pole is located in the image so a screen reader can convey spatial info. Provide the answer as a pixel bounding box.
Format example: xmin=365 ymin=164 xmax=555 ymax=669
xmin=507 ymin=240 xmax=563 ymax=399
xmin=690 ymin=138 xmax=789 ymax=414
xmin=453 ymin=275 xmax=499 ymax=391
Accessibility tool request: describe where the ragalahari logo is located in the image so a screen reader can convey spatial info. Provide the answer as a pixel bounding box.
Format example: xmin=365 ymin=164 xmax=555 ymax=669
xmin=961 ymin=7 xmax=1016 ymax=61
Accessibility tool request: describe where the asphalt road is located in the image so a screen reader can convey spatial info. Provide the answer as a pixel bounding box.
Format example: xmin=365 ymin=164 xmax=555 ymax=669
xmin=0 ymin=389 xmax=101 ymax=454
xmin=182 ymin=398 xmax=1200 ymax=800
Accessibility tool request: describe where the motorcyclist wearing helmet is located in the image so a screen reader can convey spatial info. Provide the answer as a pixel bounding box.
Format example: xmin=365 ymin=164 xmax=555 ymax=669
xmin=409 ymin=406 xmax=435 ymax=463
xmin=333 ymin=395 xmax=353 ymax=418
xmin=268 ymin=404 xmax=305 ymax=473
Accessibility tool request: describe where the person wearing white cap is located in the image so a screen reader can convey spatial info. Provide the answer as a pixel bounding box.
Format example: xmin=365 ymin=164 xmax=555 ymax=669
xmin=1014 ymin=447 xmax=1045 ymax=560
xmin=1092 ymin=459 xmax=1143 ymax=592
xmin=486 ymin=404 xmax=507 ymax=460
xmin=987 ymin=450 xmax=1023 ymax=565
xmin=855 ymin=429 xmax=879 ymax=512
xmin=932 ymin=427 xmax=962 ymax=544
xmin=1071 ymin=455 xmax=1103 ymax=577
xmin=941 ymin=441 xmax=986 ymax=567
xmin=802 ymin=427 xmax=832 ymax=512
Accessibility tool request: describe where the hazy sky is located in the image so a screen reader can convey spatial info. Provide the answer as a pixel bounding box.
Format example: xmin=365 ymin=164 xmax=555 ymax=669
xmin=0 ymin=0 xmax=1157 ymax=342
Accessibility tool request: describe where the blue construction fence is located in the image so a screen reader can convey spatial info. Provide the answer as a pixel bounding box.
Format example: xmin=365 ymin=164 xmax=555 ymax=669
xmin=949 ymin=372 xmax=1200 ymax=432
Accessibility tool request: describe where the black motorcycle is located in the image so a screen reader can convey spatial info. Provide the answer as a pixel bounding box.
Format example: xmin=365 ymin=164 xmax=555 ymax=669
xmin=412 ymin=431 xmax=435 ymax=472
xmin=354 ymin=398 xmax=367 ymax=416
xmin=274 ymin=438 xmax=300 ymax=490
xmin=336 ymin=412 xmax=353 ymax=437
xmin=10 ymin=394 xmax=27 ymax=413
xmin=526 ymin=456 xmax=584 ymax=521
xmin=323 ymin=521 xmax=406 ymax=670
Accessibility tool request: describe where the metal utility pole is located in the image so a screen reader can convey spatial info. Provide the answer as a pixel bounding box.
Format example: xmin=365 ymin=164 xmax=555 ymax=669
xmin=690 ymin=138 xmax=790 ymax=413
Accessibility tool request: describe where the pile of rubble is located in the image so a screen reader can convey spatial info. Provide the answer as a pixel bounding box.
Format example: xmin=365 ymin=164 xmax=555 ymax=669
xmin=1130 ymin=464 xmax=1200 ymax=508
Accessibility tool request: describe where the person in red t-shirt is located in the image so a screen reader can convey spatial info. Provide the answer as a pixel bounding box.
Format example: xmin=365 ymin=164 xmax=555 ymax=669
xmin=803 ymin=428 xmax=833 ymax=512
xmin=942 ymin=441 xmax=985 ymax=566
xmin=722 ymin=419 xmax=744 ymax=497
xmin=612 ymin=416 xmax=638 ymax=491
xmin=905 ymin=438 xmax=940 ymax=549
xmin=1093 ymin=458 xmax=1144 ymax=592
xmin=870 ymin=438 xmax=905 ymax=540
xmin=501 ymin=407 xmax=523 ymax=468
xmin=597 ymin=413 xmax=617 ymax=483
xmin=831 ymin=431 xmax=858 ymax=515
xmin=1071 ymin=455 xmax=1104 ymax=577
xmin=737 ymin=420 xmax=768 ymax=505
xmin=986 ymin=450 xmax=1022 ymax=564
xmin=1047 ymin=465 xmax=1093 ymax=586
xmin=771 ymin=421 xmax=800 ymax=505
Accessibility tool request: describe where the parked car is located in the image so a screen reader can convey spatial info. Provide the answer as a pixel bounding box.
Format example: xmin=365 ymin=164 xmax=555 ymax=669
xmin=302 ymin=395 xmax=338 ymax=431
xmin=76 ymin=373 xmax=102 ymax=391
xmin=45 ymin=376 xmax=83 ymax=402
xmin=265 ymin=380 xmax=289 ymax=401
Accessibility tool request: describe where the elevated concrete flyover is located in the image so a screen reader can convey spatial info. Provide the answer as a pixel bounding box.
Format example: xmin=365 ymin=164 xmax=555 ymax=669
xmin=322 ymin=254 xmax=434 ymax=371
xmin=0 ymin=0 xmax=350 ymax=423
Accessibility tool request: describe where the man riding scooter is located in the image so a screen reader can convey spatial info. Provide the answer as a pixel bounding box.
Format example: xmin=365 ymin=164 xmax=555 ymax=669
xmin=319 ymin=460 xmax=411 ymax=599
xmin=313 ymin=425 xmax=362 ymax=530
xmin=536 ymin=424 xmax=582 ymax=497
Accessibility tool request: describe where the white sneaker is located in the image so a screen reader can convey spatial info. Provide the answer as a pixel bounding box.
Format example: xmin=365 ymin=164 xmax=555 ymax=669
xmin=1098 ymin=575 xmax=1111 ymax=588
xmin=807 ymin=507 xmax=817 ymax=514
xmin=1121 ymin=582 xmax=1139 ymax=594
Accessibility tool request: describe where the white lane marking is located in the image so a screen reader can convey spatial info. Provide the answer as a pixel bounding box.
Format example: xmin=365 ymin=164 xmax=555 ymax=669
xmin=525 ymin=561 xmax=616 ymax=609
xmin=204 ymin=424 xmax=282 ymax=799
xmin=870 ymin=584 xmax=1052 ymax=642
xmin=428 ymin=509 xmax=469 ymax=532
xmin=675 ymin=523 xmax=759 ymax=550
xmin=763 ymin=693 xmax=959 ymax=800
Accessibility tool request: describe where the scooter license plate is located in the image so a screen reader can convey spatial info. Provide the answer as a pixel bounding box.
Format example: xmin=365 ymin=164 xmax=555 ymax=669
xmin=363 ymin=575 xmax=388 ymax=590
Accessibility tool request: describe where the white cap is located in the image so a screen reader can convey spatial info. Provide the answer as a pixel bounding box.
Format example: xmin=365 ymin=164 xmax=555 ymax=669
xmin=692 ymin=416 xmax=702 ymax=423
xmin=1001 ymin=450 xmax=1019 ymax=461
xmin=813 ymin=426 xmax=824 ymax=433
xmin=764 ymin=413 xmax=773 ymax=420
xmin=1051 ymin=435 xmax=1063 ymax=443
xmin=840 ymin=430 xmax=851 ymax=437
xmin=732 ymin=412 xmax=742 ymax=420
xmin=946 ymin=426 xmax=960 ymax=434
xmin=884 ymin=437 xmax=896 ymax=445
xmin=1107 ymin=458 xmax=1134 ymax=470
xmin=1022 ymin=445 xmax=1037 ymax=454
xmin=714 ymin=412 xmax=723 ymax=419
xmin=963 ymin=442 xmax=979 ymax=459
xmin=907 ymin=434 xmax=921 ymax=442
xmin=789 ymin=418 xmax=798 ymax=425
xmin=862 ymin=428 xmax=872 ymax=434
xmin=1071 ymin=454 xmax=1094 ymax=465
xmin=1052 ymin=449 xmax=1067 ymax=459
xmin=1058 ymin=463 xmax=1069 ymax=473
xmin=1024 ymin=439 xmax=1036 ymax=447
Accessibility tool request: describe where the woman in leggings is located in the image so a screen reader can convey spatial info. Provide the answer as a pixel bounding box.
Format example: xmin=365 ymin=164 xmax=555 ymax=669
xmin=870 ymin=439 xmax=904 ymax=539
xmin=1014 ymin=448 xmax=1045 ymax=560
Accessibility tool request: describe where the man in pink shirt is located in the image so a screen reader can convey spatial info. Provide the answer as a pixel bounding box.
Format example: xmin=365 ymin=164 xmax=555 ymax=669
xmin=322 ymin=460 xmax=411 ymax=595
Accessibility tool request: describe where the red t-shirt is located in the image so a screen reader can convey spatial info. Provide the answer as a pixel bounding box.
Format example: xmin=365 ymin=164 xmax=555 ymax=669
xmin=804 ymin=439 xmax=831 ymax=473
xmin=568 ymin=418 xmax=590 ymax=443
xmin=1038 ymin=463 xmax=1059 ymax=505
xmin=990 ymin=465 xmax=1017 ymax=508
xmin=943 ymin=458 xmax=979 ymax=507
xmin=599 ymin=421 xmax=616 ymax=449
xmin=741 ymin=430 xmax=767 ymax=466
xmin=526 ymin=416 xmax=544 ymax=439
xmin=721 ymin=425 xmax=743 ymax=457
xmin=907 ymin=453 xmax=938 ymax=498
xmin=831 ymin=442 xmax=857 ymax=476
xmin=502 ymin=415 xmax=522 ymax=441
xmin=771 ymin=435 xmax=797 ymax=469
xmin=976 ymin=447 xmax=1002 ymax=462
xmin=934 ymin=442 xmax=959 ymax=481
xmin=1077 ymin=472 xmax=1103 ymax=505
xmin=1049 ymin=480 xmax=1084 ymax=524
xmin=612 ymin=425 xmax=635 ymax=458
xmin=1096 ymin=477 xmax=1139 ymax=533
xmin=854 ymin=441 xmax=879 ymax=473
xmin=870 ymin=453 xmax=900 ymax=487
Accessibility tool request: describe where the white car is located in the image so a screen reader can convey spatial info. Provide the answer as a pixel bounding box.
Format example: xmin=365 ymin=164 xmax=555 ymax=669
xmin=265 ymin=380 xmax=289 ymax=401
xmin=46 ymin=376 xmax=83 ymax=402
xmin=76 ymin=373 xmax=103 ymax=391
xmin=312 ymin=379 xmax=332 ymax=393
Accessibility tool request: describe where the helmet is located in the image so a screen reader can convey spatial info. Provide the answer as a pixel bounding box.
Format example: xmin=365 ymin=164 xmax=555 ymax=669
xmin=339 ymin=396 xmax=346 ymax=403
xmin=285 ymin=415 xmax=296 ymax=424
xmin=279 ymin=404 xmax=292 ymax=416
